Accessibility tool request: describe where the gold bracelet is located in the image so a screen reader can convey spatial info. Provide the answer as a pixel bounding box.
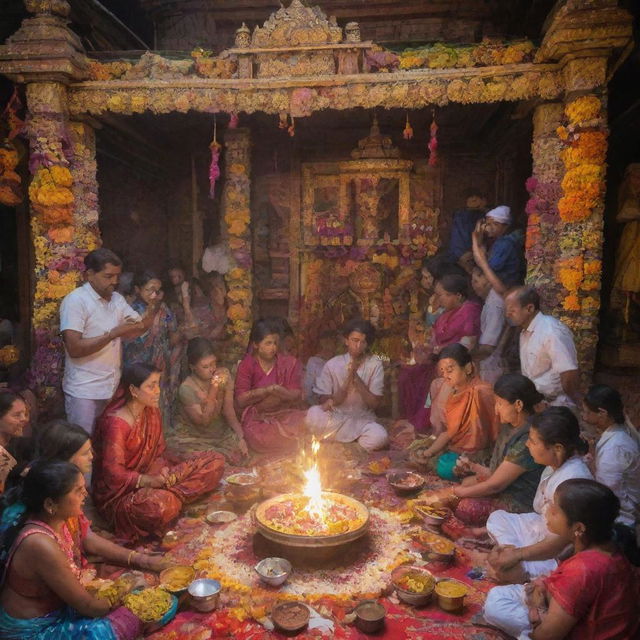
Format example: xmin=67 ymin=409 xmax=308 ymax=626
xmin=127 ymin=550 xmax=136 ymax=566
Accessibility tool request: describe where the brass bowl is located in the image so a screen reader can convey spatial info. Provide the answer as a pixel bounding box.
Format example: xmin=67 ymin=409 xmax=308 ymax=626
xmin=159 ymin=565 xmax=195 ymax=594
xmin=272 ymin=601 xmax=310 ymax=634
xmin=435 ymin=578 xmax=469 ymax=612
xmin=354 ymin=600 xmax=386 ymax=633
xmin=387 ymin=470 xmax=426 ymax=495
xmin=254 ymin=491 xmax=369 ymax=549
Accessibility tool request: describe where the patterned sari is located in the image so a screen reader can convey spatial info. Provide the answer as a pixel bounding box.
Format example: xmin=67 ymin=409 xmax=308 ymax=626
xmin=234 ymin=353 xmax=307 ymax=454
xmin=92 ymin=392 xmax=224 ymax=540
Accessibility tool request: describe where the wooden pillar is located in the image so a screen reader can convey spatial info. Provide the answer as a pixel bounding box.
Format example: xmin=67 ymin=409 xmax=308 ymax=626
xmin=221 ymin=128 xmax=253 ymax=360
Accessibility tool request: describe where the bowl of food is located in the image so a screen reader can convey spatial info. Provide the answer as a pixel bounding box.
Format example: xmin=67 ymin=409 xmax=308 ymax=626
xmin=123 ymin=587 xmax=177 ymax=629
xmin=391 ymin=565 xmax=436 ymax=606
xmin=159 ymin=565 xmax=195 ymax=594
xmin=254 ymin=557 xmax=292 ymax=587
xmin=187 ymin=578 xmax=221 ymax=612
xmin=434 ymin=578 xmax=469 ymax=612
xmin=364 ymin=456 xmax=392 ymax=476
xmin=354 ymin=600 xmax=386 ymax=633
xmin=413 ymin=503 xmax=451 ymax=527
xmin=387 ymin=471 xmax=425 ymax=495
xmin=417 ymin=531 xmax=456 ymax=568
xmin=272 ymin=601 xmax=310 ymax=634
xmin=206 ymin=510 xmax=238 ymax=525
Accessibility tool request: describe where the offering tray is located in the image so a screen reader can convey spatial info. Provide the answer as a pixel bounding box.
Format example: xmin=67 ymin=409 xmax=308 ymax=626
xmin=254 ymin=491 xmax=369 ymax=549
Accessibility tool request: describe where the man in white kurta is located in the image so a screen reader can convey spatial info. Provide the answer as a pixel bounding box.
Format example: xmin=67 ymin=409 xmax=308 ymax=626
xmin=504 ymin=286 xmax=580 ymax=408
xmin=306 ymin=320 xmax=387 ymax=451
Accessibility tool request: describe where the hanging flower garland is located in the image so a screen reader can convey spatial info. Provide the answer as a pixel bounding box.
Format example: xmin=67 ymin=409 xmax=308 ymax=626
xmin=427 ymin=110 xmax=438 ymax=167
xmin=209 ymin=117 xmax=221 ymax=199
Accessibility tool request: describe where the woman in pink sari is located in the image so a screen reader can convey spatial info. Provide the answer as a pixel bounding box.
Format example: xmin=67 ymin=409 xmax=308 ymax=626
xmin=400 ymin=273 xmax=481 ymax=431
xmin=92 ymin=363 xmax=224 ymax=541
xmin=234 ymin=319 xmax=307 ymax=454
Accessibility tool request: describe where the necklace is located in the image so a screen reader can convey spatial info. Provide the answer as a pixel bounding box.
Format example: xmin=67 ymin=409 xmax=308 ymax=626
xmin=126 ymin=403 xmax=142 ymax=424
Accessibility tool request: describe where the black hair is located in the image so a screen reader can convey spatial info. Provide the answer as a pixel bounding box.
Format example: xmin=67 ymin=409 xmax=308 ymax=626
xmin=421 ymin=253 xmax=467 ymax=280
xmin=249 ymin=318 xmax=281 ymax=345
xmin=0 ymin=390 xmax=22 ymax=420
xmin=266 ymin=317 xmax=294 ymax=339
xmin=493 ymin=374 xmax=544 ymax=415
xmin=530 ymin=406 xmax=587 ymax=457
xmin=133 ymin=269 xmax=161 ymax=289
xmin=584 ymin=384 xmax=625 ymax=425
xmin=464 ymin=187 xmax=486 ymax=200
xmin=507 ymin=285 xmax=540 ymax=311
xmin=84 ymin=248 xmax=122 ymax=272
xmin=187 ymin=337 xmax=216 ymax=366
xmin=0 ymin=460 xmax=82 ymax=563
xmin=437 ymin=273 xmax=469 ymax=298
xmin=556 ymin=479 xmax=619 ymax=545
xmin=35 ymin=420 xmax=89 ymax=463
xmin=121 ymin=362 xmax=160 ymax=395
xmin=341 ymin=318 xmax=376 ymax=346
xmin=437 ymin=343 xmax=472 ymax=367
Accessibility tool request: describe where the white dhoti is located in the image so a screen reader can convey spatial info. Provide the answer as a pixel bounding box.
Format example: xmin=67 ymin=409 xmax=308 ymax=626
xmin=486 ymin=510 xmax=558 ymax=577
xmin=306 ymin=405 xmax=388 ymax=451
xmin=483 ymin=584 xmax=532 ymax=640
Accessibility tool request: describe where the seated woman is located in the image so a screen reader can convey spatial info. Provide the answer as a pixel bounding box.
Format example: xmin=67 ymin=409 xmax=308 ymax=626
xmin=410 ymin=344 xmax=499 ymax=479
xmin=92 ymin=363 xmax=224 ymax=541
xmin=399 ymin=272 xmax=481 ymax=431
xmin=174 ymin=338 xmax=248 ymax=462
xmin=0 ymin=460 xmax=152 ymax=639
xmin=484 ymin=479 xmax=640 ymax=640
xmin=487 ymin=407 xmax=593 ymax=583
xmin=430 ymin=374 xmax=545 ymax=530
xmin=2 ymin=420 xmax=167 ymax=579
xmin=123 ymin=271 xmax=183 ymax=430
xmin=0 ymin=391 xmax=29 ymax=492
xmin=234 ymin=318 xmax=306 ymax=454
xmin=582 ymin=384 xmax=640 ymax=532
xmin=306 ymin=319 xmax=387 ymax=452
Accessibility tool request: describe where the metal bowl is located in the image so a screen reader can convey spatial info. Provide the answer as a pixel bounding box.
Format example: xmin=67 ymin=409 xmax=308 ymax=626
xmin=206 ymin=510 xmax=238 ymax=525
xmin=435 ymin=578 xmax=469 ymax=612
xmin=413 ymin=503 xmax=450 ymax=527
xmin=272 ymin=601 xmax=310 ymax=633
xmin=187 ymin=578 xmax=221 ymax=612
xmin=159 ymin=565 xmax=195 ymax=594
xmin=387 ymin=470 xmax=426 ymax=495
xmin=391 ymin=565 xmax=436 ymax=607
xmin=354 ymin=600 xmax=386 ymax=633
xmin=254 ymin=557 xmax=292 ymax=587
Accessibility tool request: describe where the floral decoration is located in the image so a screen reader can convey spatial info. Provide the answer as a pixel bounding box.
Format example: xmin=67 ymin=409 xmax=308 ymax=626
xmin=0 ymin=143 xmax=23 ymax=206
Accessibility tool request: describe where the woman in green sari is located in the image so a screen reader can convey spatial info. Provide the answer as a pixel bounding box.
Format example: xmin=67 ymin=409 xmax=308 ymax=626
xmin=173 ymin=338 xmax=248 ymax=462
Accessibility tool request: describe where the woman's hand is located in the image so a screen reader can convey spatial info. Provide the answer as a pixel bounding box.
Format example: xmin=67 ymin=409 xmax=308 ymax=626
xmin=490 ymin=545 xmax=522 ymax=571
xmin=237 ymin=437 xmax=249 ymax=457
xmin=321 ymin=398 xmax=335 ymax=412
xmin=138 ymin=553 xmax=172 ymax=573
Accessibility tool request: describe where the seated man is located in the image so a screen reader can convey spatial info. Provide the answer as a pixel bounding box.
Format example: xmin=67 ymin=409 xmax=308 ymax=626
xmin=306 ymin=319 xmax=387 ymax=452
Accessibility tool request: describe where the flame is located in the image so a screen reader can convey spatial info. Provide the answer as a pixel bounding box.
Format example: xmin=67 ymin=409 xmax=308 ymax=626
xmin=302 ymin=438 xmax=326 ymax=525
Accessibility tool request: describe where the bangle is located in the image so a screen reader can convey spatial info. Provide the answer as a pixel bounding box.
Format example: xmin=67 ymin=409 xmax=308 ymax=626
xmin=127 ymin=550 xmax=136 ymax=566
xmin=136 ymin=474 xmax=142 ymax=489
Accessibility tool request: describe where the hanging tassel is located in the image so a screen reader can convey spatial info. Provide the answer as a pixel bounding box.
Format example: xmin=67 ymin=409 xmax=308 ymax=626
xmin=403 ymin=112 xmax=413 ymax=140
xmin=288 ymin=114 xmax=295 ymax=137
xmin=428 ymin=109 xmax=438 ymax=166
xmin=279 ymin=112 xmax=288 ymax=129
xmin=229 ymin=112 xmax=239 ymax=129
xmin=209 ymin=116 xmax=221 ymax=199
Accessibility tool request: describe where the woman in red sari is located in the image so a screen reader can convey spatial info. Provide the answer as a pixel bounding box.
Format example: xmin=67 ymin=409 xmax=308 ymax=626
xmin=400 ymin=273 xmax=481 ymax=431
xmin=92 ymin=363 xmax=224 ymax=540
xmin=234 ymin=318 xmax=307 ymax=454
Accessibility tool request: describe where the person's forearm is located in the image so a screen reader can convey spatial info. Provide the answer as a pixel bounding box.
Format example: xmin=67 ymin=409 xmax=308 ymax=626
xmin=560 ymin=370 xmax=581 ymax=405
xmin=332 ymin=381 xmax=351 ymax=406
xmin=275 ymin=387 xmax=302 ymax=403
xmin=237 ymin=387 xmax=268 ymax=410
xmin=64 ymin=332 xmax=115 ymax=358
xmin=519 ymin=534 xmax=567 ymax=563
xmin=455 ymin=475 xmax=508 ymax=499
xmin=352 ymin=375 xmax=380 ymax=409
xmin=424 ymin=431 xmax=451 ymax=457
xmin=83 ymin=531 xmax=137 ymax=567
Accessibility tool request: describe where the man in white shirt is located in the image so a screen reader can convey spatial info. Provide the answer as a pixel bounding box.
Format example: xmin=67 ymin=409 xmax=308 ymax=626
xmin=504 ymin=286 xmax=580 ymax=408
xmin=60 ymin=248 xmax=156 ymax=433
xmin=471 ymin=266 xmax=506 ymax=384
xmin=306 ymin=319 xmax=387 ymax=451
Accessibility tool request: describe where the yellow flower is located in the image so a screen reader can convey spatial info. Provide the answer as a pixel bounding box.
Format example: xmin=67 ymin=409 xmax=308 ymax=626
xmin=49 ymin=165 xmax=73 ymax=188
xmin=583 ymin=260 xmax=602 ymax=275
xmin=565 ymin=96 xmax=601 ymax=125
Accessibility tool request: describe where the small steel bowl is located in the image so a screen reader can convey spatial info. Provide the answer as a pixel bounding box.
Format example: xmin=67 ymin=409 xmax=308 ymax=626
xmin=206 ymin=510 xmax=238 ymax=525
xmin=159 ymin=565 xmax=195 ymax=594
xmin=354 ymin=600 xmax=386 ymax=633
xmin=391 ymin=565 xmax=436 ymax=607
xmin=272 ymin=601 xmax=310 ymax=634
xmin=187 ymin=578 xmax=221 ymax=612
xmin=254 ymin=557 xmax=292 ymax=587
xmin=434 ymin=578 xmax=469 ymax=612
xmin=387 ymin=470 xmax=426 ymax=495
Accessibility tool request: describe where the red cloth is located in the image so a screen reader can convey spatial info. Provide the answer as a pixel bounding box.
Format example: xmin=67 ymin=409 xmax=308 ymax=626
xmin=92 ymin=399 xmax=224 ymax=540
xmin=544 ymin=550 xmax=640 ymax=640
xmin=433 ymin=300 xmax=481 ymax=348
xmin=234 ymin=353 xmax=307 ymax=454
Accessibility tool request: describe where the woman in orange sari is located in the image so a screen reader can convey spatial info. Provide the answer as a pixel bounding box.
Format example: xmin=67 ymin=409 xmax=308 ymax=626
xmin=92 ymin=363 xmax=224 ymax=540
xmin=411 ymin=343 xmax=499 ymax=479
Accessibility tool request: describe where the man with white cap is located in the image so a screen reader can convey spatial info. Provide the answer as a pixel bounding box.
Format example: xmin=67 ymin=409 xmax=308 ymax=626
xmin=471 ymin=205 xmax=525 ymax=293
